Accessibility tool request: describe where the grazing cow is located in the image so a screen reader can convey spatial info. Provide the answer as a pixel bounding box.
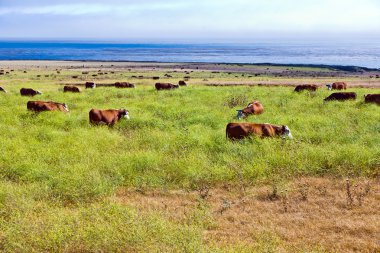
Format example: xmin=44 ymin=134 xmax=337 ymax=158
xmin=20 ymin=88 xmax=42 ymax=96
xmin=27 ymin=101 xmax=69 ymax=112
xmin=178 ymin=80 xmax=187 ymax=86
xmin=364 ymin=94 xmax=380 ymax=105
xmin=0 ymin=86 xmax=7 ymax=93
xmin=236 ymin=100 xmax=264 ymax=119
xmin=115 ymin=82 xmax=135 ymax=88
xmin=89 ymin=109 xmax=130 ymax=126
xmin=63 ymin=86 xmax=81 ymax=93
xmin=226 ymin=123 xmax=293 ymax=140
xmin=294 ymin=84 xmax=318 ymax=92
xmin=155 ymin=83 xmax=179 ymax=90
xmin=153 ymin=76 xmax=160 ymax=80
xmin=85 ymin=82 xmax=96 ymax=89
xmin=324 ymin=92 xmax=357 ymax=102
xmin=326 ymin=82 xmax=347 ymax=90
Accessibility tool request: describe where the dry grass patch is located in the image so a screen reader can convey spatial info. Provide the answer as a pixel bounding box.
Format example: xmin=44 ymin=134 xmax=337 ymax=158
xmin=114 ymin=177 xmax=380 ymax=252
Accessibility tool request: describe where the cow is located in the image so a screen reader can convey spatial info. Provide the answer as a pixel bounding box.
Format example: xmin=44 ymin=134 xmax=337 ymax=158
xmin=20 ymin=88 xmax=42 ymax=96
xmin=179 ymin=80 xmax=187 ymax=86
xmin=27 ymin=101 xmax=69 ymax=112
xmin=236 ymin=100 xmax=264 ymax=119
xmin=89 ymin=109 xmax=130 ymax=126
xmin=294 ymin=84 xmax=318 ymax=92
xmin=364 ymin=94 xmax=380 ymax=105
xmin=326 ymin=82 xmax=347 ymax=90
xmin=0 ymin=86 xmax=7 ymax=93
xmin=115 ymin=82 xmax=135 ymax=88
xmin=63 ymin=86 xmax=81 ymax=93
xmin=324 ymin=92 xmax=357 ymax=102
xmin=153 ymin=77 xmax=160 ymax=80
xmin=155 ymin=83 xmax=179 ymax=90
xmin=85 ymin=82 xmax=96 ymax=89
xmin=226 ymin=123 xmax=293 ymax=140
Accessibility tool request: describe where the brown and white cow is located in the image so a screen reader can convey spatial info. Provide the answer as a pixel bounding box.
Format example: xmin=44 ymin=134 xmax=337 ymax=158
xmin=226 ymin=123 xmax=293 ymax=140
xmin=326 ymin=82 xmax=347 ymax=90
xmin=115 ymin=82 xmax=135 ymax=88
xmin=294 ymin=84 xmax=318 ymax=92
xmin=0 ymin=86 xmax=7 ymax=93
xmin=236 ymin=100 xmax=264 ymax=119
xmin=20 ymin=88 xmax=42 ymax=96
xmin=63 ymin=86 xmax=81 ymax=93
xmin=85 ymin=82 xmax=96 ymax=89
xmin=364 ymin=94 xmax=380 ymax=105
xmin=89 ymin=109 xmax=130 ymax=126
xmin=27 ymin=101 xmax=69 ymax=112
xmin=155 ymin=83 xmax=179 ymax=90
xmin=324 ymin=92 xmax=357 ymax=102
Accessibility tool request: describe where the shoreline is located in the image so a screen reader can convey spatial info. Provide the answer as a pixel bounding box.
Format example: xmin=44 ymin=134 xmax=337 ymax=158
xmin=1 ymin=59 xmax=379 ymax=72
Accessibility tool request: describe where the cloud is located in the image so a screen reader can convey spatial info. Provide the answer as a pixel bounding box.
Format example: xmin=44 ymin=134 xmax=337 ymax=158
xmin=0 ymin=2 xmax=190 ymax=16
xmin=0 ymin=0 xmax=379 ymax=40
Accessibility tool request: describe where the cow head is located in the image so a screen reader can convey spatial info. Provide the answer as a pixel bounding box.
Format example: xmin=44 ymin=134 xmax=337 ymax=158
xmin=36 ymin=90 xmax=42 ymax=95
xmin=174 ymin=84 xmax=180 ymax=89
xmin=236 ymin=110 xmax=245 ymax=119
xmin=63 ymin=103 xmax=69 ymax=112
xmin=119 ymin=109 xmax=130 ymax=120
xmin=282 ymin=125 xmax=293 ymax=139
xmin=326 ymin=84 xmax=332 ymax=90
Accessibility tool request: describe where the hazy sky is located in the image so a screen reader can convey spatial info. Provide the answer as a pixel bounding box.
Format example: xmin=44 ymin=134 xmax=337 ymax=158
xmin=1 ymin=0 xmax=380 ymax=41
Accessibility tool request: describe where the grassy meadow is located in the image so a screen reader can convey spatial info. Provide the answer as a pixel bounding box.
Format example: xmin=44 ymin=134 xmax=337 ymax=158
xmin=0 ymin=66 xmax=379 ymax=252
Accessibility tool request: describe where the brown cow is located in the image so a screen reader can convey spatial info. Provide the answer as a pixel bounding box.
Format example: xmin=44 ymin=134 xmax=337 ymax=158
xmin=236 ymin=100 xmax=264 ymax=119
xmin=364 ymin=94 xmax=380 ymax=105
xmin=0 ymin=86 xmax=7 ymax=93
xmin=63 ymin=86 xmax=81 ymax=93
xmin=179 ymin=80 xmax=187 ymax=86
xmin=294 ymin=84 xmax=318 ymax=92
xmin=115 ymin=82 xmax=135 ymax=88
xmin=89 ymin=109 xmax=130 ymax=126
xmin=324 ymin=92 xmax=357 ymax=102
xmin=226 ymin=123 xmax=293 ymax=140
xmin=27 ymin=101 xmax=69 ymax=112
xmin=155 ymin=83 xmax=179 ymax=90
xmin=326 ymin=82 xmax=347 ymax=90
xmin=85 ymin=82 xmax=96 ymax=89
xmin=20 ymin=88 xmax=42 ymax=96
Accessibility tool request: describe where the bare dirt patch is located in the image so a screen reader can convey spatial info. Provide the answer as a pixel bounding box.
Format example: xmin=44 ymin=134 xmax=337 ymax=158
xmin=114 ymin=177 xmax=380 ymax=252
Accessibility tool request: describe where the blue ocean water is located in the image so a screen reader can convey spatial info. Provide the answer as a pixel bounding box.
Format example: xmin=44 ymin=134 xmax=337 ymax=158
xmin=0 ymin=41 xmax=379 ymax=69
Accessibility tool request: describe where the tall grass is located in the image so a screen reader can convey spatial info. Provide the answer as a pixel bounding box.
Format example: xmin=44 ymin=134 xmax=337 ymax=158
xmin=0 ymin=72 xmax=379 ymax=251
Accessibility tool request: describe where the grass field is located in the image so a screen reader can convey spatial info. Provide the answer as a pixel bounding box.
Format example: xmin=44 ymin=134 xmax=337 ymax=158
xmin=0 ymin=65 xmax=379 ymax=252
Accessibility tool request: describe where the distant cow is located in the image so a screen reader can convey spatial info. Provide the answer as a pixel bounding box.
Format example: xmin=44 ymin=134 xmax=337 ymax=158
xmin=0 ymin=86 xmax=7 ymax=93
xmin=179 ymin=80 xmax=187 ymax=86
xmin=324 ymin=92 xmax=357 ymax=102
xmin=89 ymin=109 xmax=130 ymax=126
xmin=115 ymin=82 xmax=135 ymax=88
xmin=20 ymin=88 xmax=42 ymax=96
xmin=364 ymin=94 xmax=380 ymax=105
xmin=294 ymin=84 xmax=318 ymax=92
xmin=85 ymin=82 xmax=96 ymax=89
xmin=236 ymin=100 xmax=264 ymax=119
xmin=155 ymin=83 xmax=179 ymax=90
xmin=153 ymin=77 xmax=160 ymax=80
xmin=63 ymin=86 xmax=81 ymax=93
xmin=27 ymin=101 xmax=69 ymax=112
xmin=326 ymin=82 xmax=347 ymax=90
xmin=226 ymin=123 xmax=293 ymax=140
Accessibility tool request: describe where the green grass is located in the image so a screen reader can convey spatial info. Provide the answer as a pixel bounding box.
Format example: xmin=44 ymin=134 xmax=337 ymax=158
xmin=0 ymin=71 xmax=379 ymax=252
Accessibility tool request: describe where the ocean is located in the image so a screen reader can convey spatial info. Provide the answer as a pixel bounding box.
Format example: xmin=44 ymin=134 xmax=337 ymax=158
xmin=0 ymin=41 xmax=379 ymax=69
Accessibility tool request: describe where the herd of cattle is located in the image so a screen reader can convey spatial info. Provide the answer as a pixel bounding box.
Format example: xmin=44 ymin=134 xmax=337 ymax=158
xmin=0 ymin=80 xmax=379 ymax=141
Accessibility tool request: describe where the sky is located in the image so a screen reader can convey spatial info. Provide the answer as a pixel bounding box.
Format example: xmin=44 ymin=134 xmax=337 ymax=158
xmin=0 ymin=0 xmax=380 ymax=42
